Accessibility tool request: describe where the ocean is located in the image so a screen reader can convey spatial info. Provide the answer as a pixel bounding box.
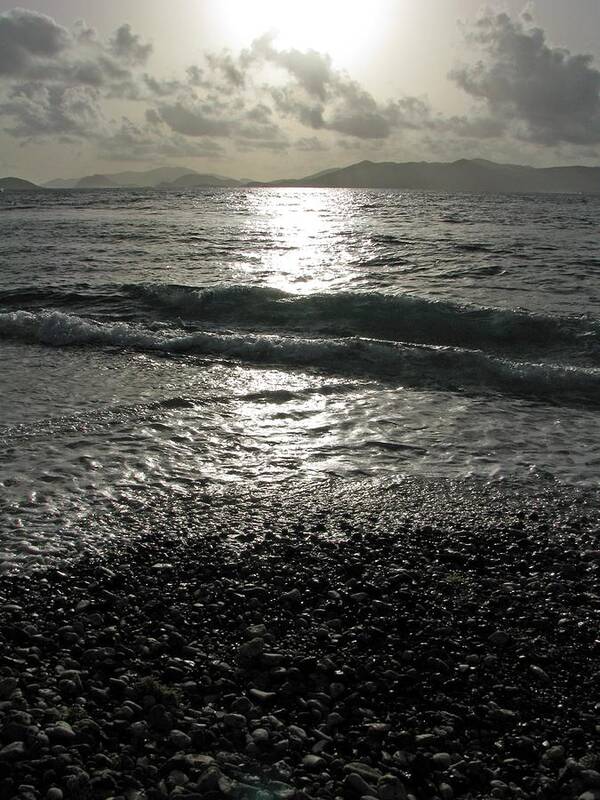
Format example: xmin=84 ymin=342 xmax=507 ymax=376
xmin=1 ymin=187 xmax=599 ymax=571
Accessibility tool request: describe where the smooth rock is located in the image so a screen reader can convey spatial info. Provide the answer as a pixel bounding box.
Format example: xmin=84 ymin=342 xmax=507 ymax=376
xmin=377 ymin=774 xmax=408 ymax=800
xmin=238 ymin=637 xmax=264 ymax=663
xmin=0 ymin=676 xmax=18 ymax=700
xmin=0 ymin=741 xmax=26 ymax=761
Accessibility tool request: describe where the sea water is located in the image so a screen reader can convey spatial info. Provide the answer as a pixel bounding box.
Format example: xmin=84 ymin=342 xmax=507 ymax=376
xmin=1 ymin=187 xmax=599 ymax=569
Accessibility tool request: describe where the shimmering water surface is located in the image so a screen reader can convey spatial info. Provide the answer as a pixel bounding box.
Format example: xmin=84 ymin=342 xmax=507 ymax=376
xmin=1 ymin=187 xmax=599 ymax=568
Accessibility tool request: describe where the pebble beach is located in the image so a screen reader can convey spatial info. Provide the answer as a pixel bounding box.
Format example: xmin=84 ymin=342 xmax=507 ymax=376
xmin=3 ymin=7 xmax=600 ymax=800
xmin=1 ymin=479 xmax=599 ymax=800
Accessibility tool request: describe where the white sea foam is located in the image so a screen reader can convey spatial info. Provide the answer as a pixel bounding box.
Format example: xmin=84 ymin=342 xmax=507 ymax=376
xmin=1 ymin=309 xmax=599 ymax=404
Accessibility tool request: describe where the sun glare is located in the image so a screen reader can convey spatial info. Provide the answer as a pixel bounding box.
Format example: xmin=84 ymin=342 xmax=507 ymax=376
xmin=218 ymin=0 xmax=389 ymax=65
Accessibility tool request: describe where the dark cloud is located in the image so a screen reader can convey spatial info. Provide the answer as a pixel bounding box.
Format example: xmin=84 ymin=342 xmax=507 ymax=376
xmin=186 ymin=65 xmax=204 ymax=87
xmin=269 ymin=86 xmax=324 ymax=129
xmin=0 ymin=11 xmax=429 ymax=154
xmin=237 ymin=102 xmax=287 ymax=146
xmin=0 ymin=8 xmax=158 ymax=141
xmin=156 ymin=102 xmax=233 ymax=138
xmin=245 ymin=103 xmax=272 ymax=124
xmin=327 ymin=87 xmax=429 ymax=140
xmin=98 ymin=117 xmax=224 ymax=160
xmin=450 ymin=12 xmax=600 ymax=145
xmin=6 ymin=6 xmax=598 ymax=165
xmin=109 ymin=23 xmax=152 ymax=65
xmin=205 ymin=51 xmax=245 ymax=90
xmin=153 ymin=98 xmax=288 ymax=152
xmin=296 ymin=136 xmax=328 ymax=151
xmin=270 ymin=80 xmax=424 ymax=140
xmin=0 ymin=7 xmax=69 ymax=76
xmin=0 ymin=8 xmax=151 ymax=94
xmin=252 ymin=36 xmax=430 ymax=140
xmin=145 ymin=108 xmax=162 ymax=126
xmin=0 ymin=81 xmax=100 ymax=139
xmin=251 ymin=36 xmax=333 ymax=100
xmin=439 ymin=113 xmax=507 ymax=139
xmin=143 ymin=74 xmax=184 ymax=97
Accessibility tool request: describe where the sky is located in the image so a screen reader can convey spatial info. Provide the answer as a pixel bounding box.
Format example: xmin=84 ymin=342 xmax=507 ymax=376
xmin=1 ymin=0 xmax=600 ymax=182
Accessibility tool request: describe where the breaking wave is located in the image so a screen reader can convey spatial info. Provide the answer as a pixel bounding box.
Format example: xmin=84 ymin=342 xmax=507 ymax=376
xmin=125 ymin=284 xmax=600 ymax=361
xmin=1 ymin=308 xmax=599 ymax=406
xmin=3 ymin=283 xmax=597 ymax=362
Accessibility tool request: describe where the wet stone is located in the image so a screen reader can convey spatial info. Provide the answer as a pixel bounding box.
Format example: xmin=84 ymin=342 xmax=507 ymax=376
xmin=303 ymin=755 xmax=326 ymax=771
xmin=343 ymin=772 xmax=375 ymax=796
xmin=0 ymin=678 xmax=21 ymax=705
xmin=238 ymin=637 xmax=264 ymax=664
xmin=0 ymin=741 xmax=26 ymax=761
xmin=169 ymin=729 xmax=192 ymax=749
xmin=224 ymin=713 xmax=246 ymax=729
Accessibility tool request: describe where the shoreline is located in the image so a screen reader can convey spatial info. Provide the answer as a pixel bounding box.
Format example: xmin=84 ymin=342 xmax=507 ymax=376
xmin=1 ymin=479 xmax=599 ymax=800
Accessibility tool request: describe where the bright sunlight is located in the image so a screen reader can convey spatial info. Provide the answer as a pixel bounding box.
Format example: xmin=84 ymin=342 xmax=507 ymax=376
xmin=216 ymin=0 xmax=391 ymax=64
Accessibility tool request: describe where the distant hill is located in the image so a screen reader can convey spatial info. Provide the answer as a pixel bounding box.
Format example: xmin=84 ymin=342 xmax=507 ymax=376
xmin=262 ymin=158 xmax=600 ymax=193
xmin=44 ymin=167 xmax=243 ymax=189
xmin=44 ymin=177 xmax=77 ymax=189
xmin=161 ymin=173 xmax=242 ymax=188
xmin=76 ymin=174 xmax=119 ymax=189
xmin=102 ymin=167 xmax=196 ymax=187
xmin=0 ymin=176 xmax=40 ymax=191
xmin=44 ymin=168 xmax=193 ymax=189
xmin=34 ymin=158 xmax=600 ymax=194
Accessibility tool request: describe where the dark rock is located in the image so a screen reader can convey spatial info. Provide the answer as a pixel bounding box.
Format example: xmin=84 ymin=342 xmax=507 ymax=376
xmin=0 ymin=677 xmax=18 ymax=699
xmin=237 ymin=638 xmax=264 ymax=664
xmin=343 ymin=772 xmax=375 ymax=796
xmin=0 ymin=741 xmax=26 ymax=761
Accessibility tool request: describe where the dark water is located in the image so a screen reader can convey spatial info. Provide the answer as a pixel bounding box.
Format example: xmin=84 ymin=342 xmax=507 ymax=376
xmin=1 ymin=187 xmax=599 ymax=570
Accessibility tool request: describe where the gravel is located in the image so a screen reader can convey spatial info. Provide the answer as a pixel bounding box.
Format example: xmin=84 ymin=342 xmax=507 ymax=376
xmin=0 ymin=478 xmax=599 ymax=800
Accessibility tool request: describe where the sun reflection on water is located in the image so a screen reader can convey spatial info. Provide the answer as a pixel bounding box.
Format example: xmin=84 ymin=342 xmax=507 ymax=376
xmin=240 ymin=189 xmax=362 ymax=293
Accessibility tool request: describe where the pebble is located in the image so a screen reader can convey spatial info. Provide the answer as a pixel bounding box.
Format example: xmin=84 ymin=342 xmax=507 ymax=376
xmin=302 ymin=754 xmax=326 ymax=771
xmin=530 ymin=664 xmax=552 ymax=684
xmin=45 ymin=721 xmax=76 ymax=744
xmin=343 ymin=772 xmax=375 ymax=796
xmin=224 ymin=713 xmax=246 ymax=729
xmin=168 ymin=729 xmax=191 ymax=749
xmin=432 ymin=753 xmax=453 ymax=770
xmin=488 ymin=630 xmax=511 ymax=647
xmin=251 ymin=727 xmax=269 ymax=743
xmin=0 ymin=676 xmax=18 ymax=699
xmin=378 ymin=774 xmax=408 ymax=800
xmin=0 ymin=483 xmax=598 ymax=800
xmin=0 ymin=740 xmax=26 ymax=760
xmin=238 ymin=637 xmax=264 ymax=663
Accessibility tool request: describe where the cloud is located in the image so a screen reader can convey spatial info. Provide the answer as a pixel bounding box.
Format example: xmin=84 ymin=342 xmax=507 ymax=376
xmin=154 ymin=98 xmax=288 ymax=151
xmin=0 ymin=7 xmax=69 ymax=76
xmin=0 ymin=7 xmax=152 ymax=92
xmin=442 ymin=114 xmax=507 ymax=139
xmin=143 ymin=74 xmax=184 ymax=97
xmin=296 ymin=136 xmax=328 ymax=151
xmin=156 ymin=101 xmax=232 ymax=138
xmin=5 ymin=6 xmax=599 ymax=167
xmin=205 ymin=51 xmax=245 ymax=90
xmin=450 ymin=11 xmax=600 ymax=145
xmin=98 ymin=117 xmax=224 ymax=160
xmin=0 ymin=81 xmax=101 ymax=139
xmin=245 ymin=36 xmax=430 ymax=140
xmin=109 ymin=23 xmax=152 ymax=65
xmin=0 ymin=10 xmax=431 ymax=157
xmin=0 ymin=8 xmax=157 ymax=142
xmin=251 ymin=36 xmax=333 ymax=100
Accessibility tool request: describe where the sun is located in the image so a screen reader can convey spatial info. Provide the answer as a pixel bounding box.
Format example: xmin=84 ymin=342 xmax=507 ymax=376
xmin=216 ymin=0 xmax=390 ymax=66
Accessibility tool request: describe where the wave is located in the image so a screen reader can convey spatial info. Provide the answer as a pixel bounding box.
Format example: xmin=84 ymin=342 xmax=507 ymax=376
xmin=1 ymin=309 xmax=599 ymax=406
xmin=2 ymin=283 xmax=599 ymax=365
xmin=128 ymin=283 xmax=600 ymax=361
